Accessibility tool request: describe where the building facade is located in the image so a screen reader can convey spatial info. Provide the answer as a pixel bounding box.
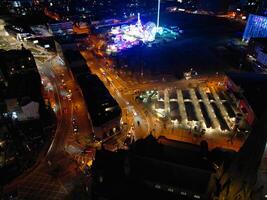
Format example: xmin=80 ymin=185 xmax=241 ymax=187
xmin=243 ymin=14 xmax=267 ymax=41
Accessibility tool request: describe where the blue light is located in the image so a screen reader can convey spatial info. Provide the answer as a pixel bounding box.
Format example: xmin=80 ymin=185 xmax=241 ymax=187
xmin=106 ymin=13 xmax=178 ymax=54
xmin=243 ymin=14 xmax=267 ymax=41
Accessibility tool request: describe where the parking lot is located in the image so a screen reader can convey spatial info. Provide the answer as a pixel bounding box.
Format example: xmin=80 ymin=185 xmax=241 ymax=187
xmin=141 ymin=85 xmax=246 ymax=136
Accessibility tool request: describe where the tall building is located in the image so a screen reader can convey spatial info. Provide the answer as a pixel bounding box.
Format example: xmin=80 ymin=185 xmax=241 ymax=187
xmin=62 ymin=50 xmax=122 ymax=140
xmin=243 ymin=14 xmax=267 ymax=41
xmin=240 ymin=0 xmax=259 ymax=13
xmin=248 ymin=38 xmax=267 ymax=69
xmin=0 ymin=49 xmax=42 ymax=100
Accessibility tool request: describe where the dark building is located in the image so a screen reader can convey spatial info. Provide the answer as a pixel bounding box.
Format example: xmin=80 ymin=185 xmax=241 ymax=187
xmin=76 ymin=73 xmax=121 ymax=139
xmin=198 ymin=0 xmax=234 ymax=13
xmin=0 ymin=119 xmax=21 ymax=187
xmin=63 ymin=49 xmax=90 ymax=78
xmin=55 ymin=34 xmax=89 ymax=61
xmin=248 ymin=38 xmax=267 ymax=69
xmin=226 ymin=72 xmax=267 ymax=119
xmin=240 ymin=0 xmax=267 ymax=15
xmin=49 ymin=21 xmax=74 ymax=36
xmin=217 ymin=74 xmax=267 ymax=199
xmin=0 ymin=48 xmax=43 ymax=122
xmin=2 ymin=0 xmax=45 ymax=18
xmin=240 ymin=0 xmax=259 ymax=14
xmin=0 ymin=49 xmax=42 ymax=101
xmin=0 ymin=111 xmax=45 ymax=188
xmin=4 ymin=24 xmax=34 ymax=39
xmin=92 ymin=135 xmax=236 ymax=200
xmin=258 ymin=0 xmax=267 ymax=15
xmin=63 ymin=50 xmax=121 ymax=139
xmin=5 ymin=0 xmax=33 ymax=16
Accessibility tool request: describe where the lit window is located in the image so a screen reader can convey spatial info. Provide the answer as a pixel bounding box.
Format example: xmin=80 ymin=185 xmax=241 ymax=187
xmin=181 ymin=191 xmax=187 ymax=196
xmin=155 ymin=184 xmax=161 ymax=189
xmin=99 ymin=176 xmax=103 ymax=183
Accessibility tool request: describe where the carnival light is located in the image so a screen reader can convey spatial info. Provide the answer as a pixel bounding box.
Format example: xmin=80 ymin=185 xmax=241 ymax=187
xmin=106 ymin=13 xmax=178 ymax=54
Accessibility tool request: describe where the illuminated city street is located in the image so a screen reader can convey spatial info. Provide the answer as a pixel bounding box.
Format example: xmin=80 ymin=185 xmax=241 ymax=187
xmin=1 ymin=0 xmax=267 ymax=200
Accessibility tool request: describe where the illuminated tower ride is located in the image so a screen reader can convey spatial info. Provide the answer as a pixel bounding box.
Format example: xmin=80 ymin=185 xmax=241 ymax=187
xmin=136 ymin=13 xmax=142 ymax=27
xmin=157 ymin=0 xmax=161 ymax=31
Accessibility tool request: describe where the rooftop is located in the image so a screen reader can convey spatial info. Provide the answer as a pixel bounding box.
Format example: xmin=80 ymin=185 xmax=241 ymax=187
xmin=54 ymin=33 xmax=88 ymax=45
xmin=92 ymin=136 xmax=219 ymax=200
xmin=76 ymin=73 xmax=121 ymax=127
xmin=63 ymin=50 xmax=87 ymax=64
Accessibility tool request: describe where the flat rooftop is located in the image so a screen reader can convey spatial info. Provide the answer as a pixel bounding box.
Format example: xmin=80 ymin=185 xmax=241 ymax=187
xmin=77 ymin=73 xmax=121 ymax=127
xmin=92 ymin=135 xmax=218 ymax=199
